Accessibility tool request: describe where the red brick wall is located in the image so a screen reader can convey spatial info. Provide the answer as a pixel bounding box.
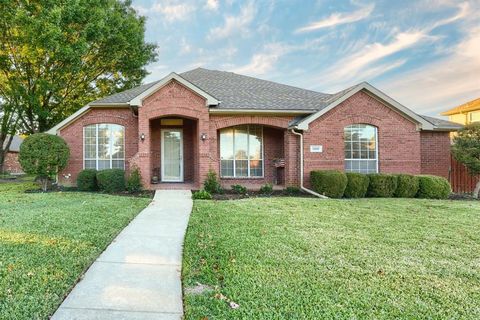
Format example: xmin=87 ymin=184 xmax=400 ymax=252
xmin=303 ymin=91 xmax=422 ymax=187
xmin=3 ymin=152 xmax=23 ymax=174
xmin=138 ymin=80 xmax=210 ymax=188
xmin=420 ymin=131 xmax=451 ymax=178
xmin=58 ymin=108 xmax=139 ymax=186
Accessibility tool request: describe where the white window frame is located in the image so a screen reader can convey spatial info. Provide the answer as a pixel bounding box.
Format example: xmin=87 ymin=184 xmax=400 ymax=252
xmin=344 ymin=124 xmax=379 ymax=174
xmin=83 ymin=124 xmax=126 ymax=170
xmin=220 ymin=125 xmax=264 ymax=178
xmin=469 ymin=110 xmax=480 ymax=123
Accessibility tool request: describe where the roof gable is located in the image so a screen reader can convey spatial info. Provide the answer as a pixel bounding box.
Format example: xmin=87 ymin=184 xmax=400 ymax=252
xmin=292 ymin=82 xmax=435 ymax=131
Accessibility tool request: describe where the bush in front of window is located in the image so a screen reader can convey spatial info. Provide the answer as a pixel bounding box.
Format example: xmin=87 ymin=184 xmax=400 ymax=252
xmin=344 ymin=173 xmax=370 ymax=198
xmin=310 ymin=170 xmax=347 ymax=198
xmin=284 ymin=186 xmax=301 ymax=196
xmin=192 ymin=189 xmax=213 ymax=200
xmin=366 ymin=174 xmax=398 ymax=197
xmin=96 ymin=169 xmax=126 ymax=193
xmin=259 ymin=183 xmax=273 ymax=196
xmin=231 ymin=184 xmax=247 ymax=195
xmin=127 ymin=167 xmax=143 ymax=193
xmin=19 ymin=133 xmax=70 ymax=192
xmin=416 ymin=175 xmax=451 ymax=199
xmin=394 ymin=174 xmax=419 ymax=198
xmin=204 ymin=169 xmax=223 ymax=194
xmin=77 ymin=169 xmax=98 ymax=191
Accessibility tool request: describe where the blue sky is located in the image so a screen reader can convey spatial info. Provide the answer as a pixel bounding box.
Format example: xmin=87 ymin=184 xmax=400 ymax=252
xmin=132 ymin=0 xmax=480 ymax=116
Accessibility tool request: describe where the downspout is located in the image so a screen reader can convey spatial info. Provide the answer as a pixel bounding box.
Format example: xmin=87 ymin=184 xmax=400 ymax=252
xmin=290 ymin=129 xmax=328 ymax=199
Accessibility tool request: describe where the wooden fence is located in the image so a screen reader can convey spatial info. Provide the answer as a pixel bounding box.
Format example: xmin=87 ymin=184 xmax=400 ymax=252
xmin=449 ymin=155 xmax=479 ymax=193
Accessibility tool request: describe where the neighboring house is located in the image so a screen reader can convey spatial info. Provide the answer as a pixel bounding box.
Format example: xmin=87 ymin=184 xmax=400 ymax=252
xmin=2 ymin=135 xmax=24 ymax=174
xmin=47 ymin=68 xmax=461 ymax=190
xmin=441 ymin=97 xmax=480 ymax=125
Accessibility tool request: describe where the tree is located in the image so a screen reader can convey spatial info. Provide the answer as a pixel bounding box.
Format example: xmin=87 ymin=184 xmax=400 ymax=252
xmin=0 ymin=0 xmax=157 ymax=134
xmin=452 ymin=123 xmax=480 ymax=198
xmin=0 ymin=102 xmax=19 ymax=172
xmin=19 ymin=133 xmax=70 ymax=191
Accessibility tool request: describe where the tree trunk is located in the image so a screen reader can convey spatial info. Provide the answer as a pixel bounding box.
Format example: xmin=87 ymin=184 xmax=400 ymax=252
xmin=473 ymin=180 xmax=480 ymax=199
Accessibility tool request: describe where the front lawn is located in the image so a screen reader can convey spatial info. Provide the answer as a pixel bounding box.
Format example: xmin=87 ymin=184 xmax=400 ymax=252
xmin=183 ymin=198 xmax=480 ymax=319
xmin=0 ymin=183 xmax=150 ymax=319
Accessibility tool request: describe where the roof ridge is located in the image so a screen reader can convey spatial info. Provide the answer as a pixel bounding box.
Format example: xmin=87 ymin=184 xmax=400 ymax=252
xmin=180 ymin=67 xmax=332 ymax=96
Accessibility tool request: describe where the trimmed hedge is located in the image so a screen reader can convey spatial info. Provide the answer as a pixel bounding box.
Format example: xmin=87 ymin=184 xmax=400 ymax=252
xmin=344 ymin=173 xmax=369 ymax=198
xmin=416 ymin=175 xmax=451 ymax=199
xmin=310 ymin=170 xmax=347 ymax=198
xmin=394 ymin=174 xmax=419 ymax=198
xmin=127 ymin=167 xmax=143 ymax=193
xmin=367 ymin=174 xmax=398 ymax=197
xmin=96 ymin=169 xmax=126 ymax=193
xmin=77 ymin=169 xmax=98 ymax=191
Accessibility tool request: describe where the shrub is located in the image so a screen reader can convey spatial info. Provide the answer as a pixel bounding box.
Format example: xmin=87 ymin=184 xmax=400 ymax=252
xmin=394 ymin=174 xmax=419 ymax=198
xmin=310 ymin=170 xmax=347 ymax=198
xmin=231 ymin=184 xmax=247 ymax=195
xmin=204 ymin=169 xmax=222 ymax=194
xmin=77 ymin=169 xmax=98 ymax=191
xmin=127 ymin=167 xmax=143 ymax=193
xmin=416 ymin=175 xmax=451 ymax=199
xmin=192 ymin=189 xmax=213 ymax=200
xmin=259 ymin=183 xmax=274 ymax=195
xmin=344 ymin=173 xmax=369 ymax=198
xmin=284 ymin=186 xmax=301 ymax=196
xmin=367 ymin=174 xmax=398 ymax=197
xmin=19 ymin=133 xmax=70 ymax=192
xmin=96 ymin=169 xmax=126 ymax=193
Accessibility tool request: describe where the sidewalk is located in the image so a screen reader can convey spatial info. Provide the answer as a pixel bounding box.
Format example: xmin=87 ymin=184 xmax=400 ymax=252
xmin=52 ymin=190 xmax=193 ymax=320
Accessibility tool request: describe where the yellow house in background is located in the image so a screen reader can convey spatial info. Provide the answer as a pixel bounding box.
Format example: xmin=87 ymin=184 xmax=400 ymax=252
xmin=442 ymin=97 xmax=480 ymax=125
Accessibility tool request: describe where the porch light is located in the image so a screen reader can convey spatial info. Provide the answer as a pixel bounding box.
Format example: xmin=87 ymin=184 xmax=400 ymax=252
xmin=140 ymin=133 xmax=145 ymax=141
xmin=201 ymin=133 xmax=207 ymax=141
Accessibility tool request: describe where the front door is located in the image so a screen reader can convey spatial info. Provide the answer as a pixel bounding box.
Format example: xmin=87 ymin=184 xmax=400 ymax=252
xmin=161 ymin=129 xmax=183 ymax=182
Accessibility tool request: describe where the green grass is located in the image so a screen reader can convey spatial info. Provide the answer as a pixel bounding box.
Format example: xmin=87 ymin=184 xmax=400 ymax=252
xmin=183 ymin=198 xmax=480 ymax=319
xmin=0 ymin=183 xmax=150 ymax=319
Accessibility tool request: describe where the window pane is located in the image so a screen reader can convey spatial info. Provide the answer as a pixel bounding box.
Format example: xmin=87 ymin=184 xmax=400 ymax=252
xmin=235 ymin=159 xmax=248 ymax=177
xmin=234 ymin=126 xmax=248 ymax=160
xmin=248 ymin=126 xmax=262 ymax=160
xmin=112 ymin=160 xmax=124 ymax=169
xmin=98 ymin=160 xmax=110 ymax=170
xmin=220 ymin=129 xmax=234 ymax=160
xmin=84 ymin=160 xmax=96 ymax=169
xmin=250 ymin=160 xmax=263 ymax=177
xmin=221 ymin=160 xmax=234 ymax=177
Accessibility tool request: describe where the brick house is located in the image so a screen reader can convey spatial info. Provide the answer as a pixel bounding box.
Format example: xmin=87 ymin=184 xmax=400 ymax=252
xmin=47 ymin=68 xmax=461 ymax=191
xmin=2 ymin=135 xmax=24 ymax=174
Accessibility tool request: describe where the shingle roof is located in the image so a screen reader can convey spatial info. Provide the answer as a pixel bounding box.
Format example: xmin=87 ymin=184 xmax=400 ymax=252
xmin=419 ymin=115 xmax=463 ymax=130
xmin=91 ymin=81 xmax=161 ymax=105
xmin=441 ymin=97 xmax=480 ymax=116
xmin=2 ymin=135 xmax=23 ymax=152
xmin=180 ymin=68 xmax=336 ymax=111
xmin=89 ymin=67 xmax=461 ymax=131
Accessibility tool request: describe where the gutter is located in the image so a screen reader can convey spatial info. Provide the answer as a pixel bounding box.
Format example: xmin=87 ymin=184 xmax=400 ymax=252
xmin=290 ymin=129 xmax=328 ymax=199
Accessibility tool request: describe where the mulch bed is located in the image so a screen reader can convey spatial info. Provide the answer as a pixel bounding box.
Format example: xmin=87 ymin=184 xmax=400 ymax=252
xmin=24 ymin=186 xmax=155 ymax=198
xmin=195 ymin=190 xmax=314 ymax=200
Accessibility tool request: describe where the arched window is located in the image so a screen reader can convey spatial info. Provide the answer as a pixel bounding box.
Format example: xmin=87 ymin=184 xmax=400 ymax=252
xmin=220 ymin=125 xmax=263 ymax=177
xmin=84 ymin=124 xmax=125 ymax=170
xmin=344 ymin=124 xmax=378 ymax=174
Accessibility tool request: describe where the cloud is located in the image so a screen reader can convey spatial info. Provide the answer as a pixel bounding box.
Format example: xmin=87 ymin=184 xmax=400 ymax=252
xmin=382 ymin=27 xmax=480 ymax=115
xmin=205 ymin=0 xmax=219 ymax=11
xmin=230 ymin=43 xmax=290 ymax=76
xmin=207 ymin=2 xmax=256 ymax=40
xmin=296 ymin=3 xmax=374 ymax=33
xmin=151 ymin=1 xmax=195 ymax=22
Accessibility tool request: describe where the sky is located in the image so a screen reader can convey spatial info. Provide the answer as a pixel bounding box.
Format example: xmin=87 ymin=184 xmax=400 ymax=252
xmin=132 ymin=0 xmax=480 ymax=116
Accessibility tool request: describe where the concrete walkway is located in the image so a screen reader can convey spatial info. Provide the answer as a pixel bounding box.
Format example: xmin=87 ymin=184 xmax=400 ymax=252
xmin=52 ymin=190 xmax=193 ymax=320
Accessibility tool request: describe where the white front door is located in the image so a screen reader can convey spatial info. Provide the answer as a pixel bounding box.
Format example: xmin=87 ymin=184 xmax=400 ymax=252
xmin=161 ymin=129 xmax=183 ymax=182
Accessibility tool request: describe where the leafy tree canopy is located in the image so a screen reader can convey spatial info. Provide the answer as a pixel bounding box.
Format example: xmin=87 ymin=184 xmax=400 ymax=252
xmin=0 ymin=0 xmax=157 ymax=133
